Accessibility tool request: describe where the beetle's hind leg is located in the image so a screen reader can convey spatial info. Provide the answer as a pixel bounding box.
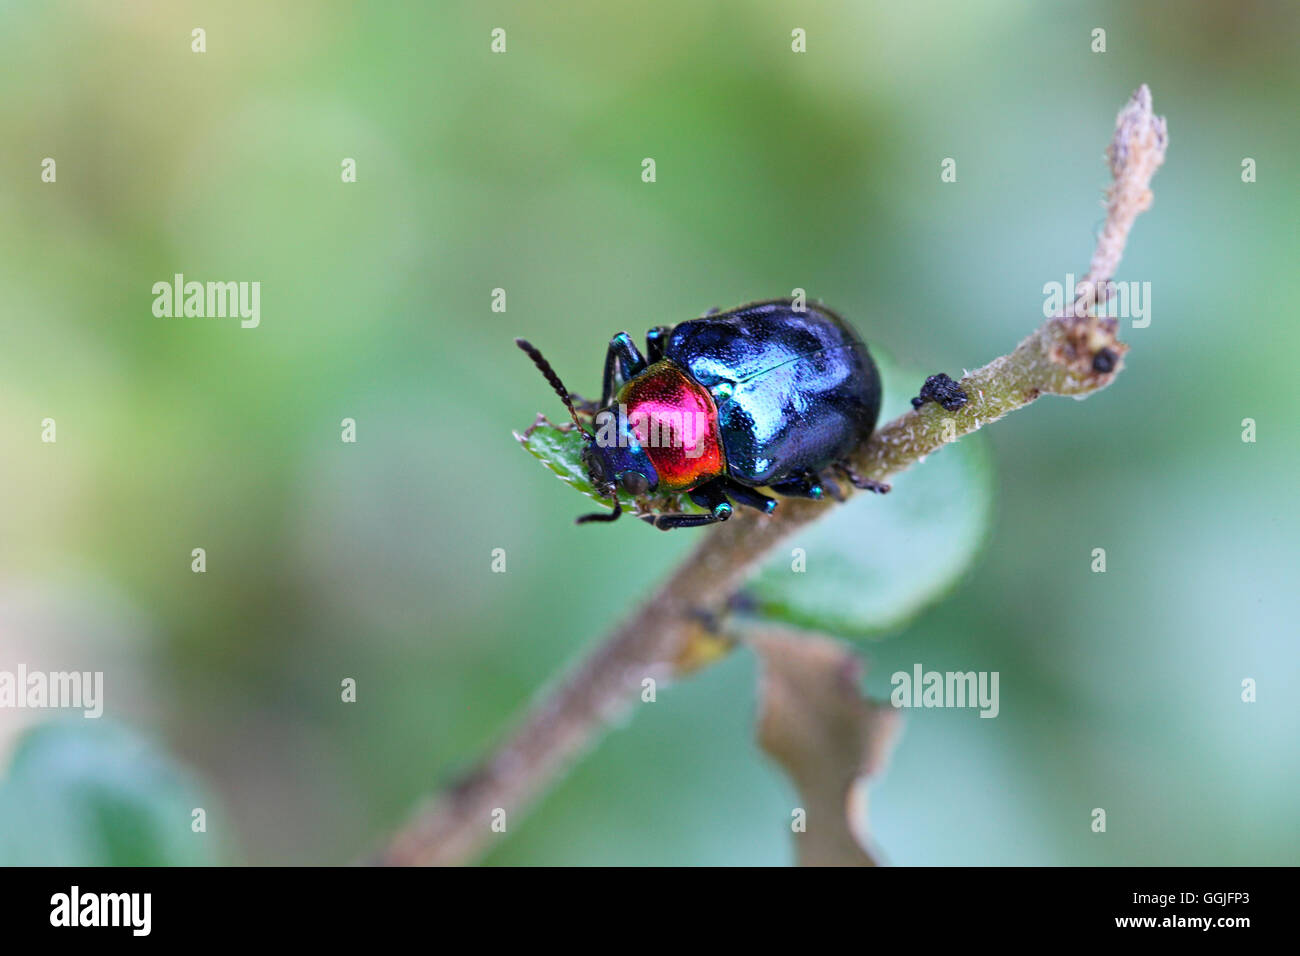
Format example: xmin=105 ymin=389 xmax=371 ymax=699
xmin=820 ymin=473 xmax=847 ymax=502
xmin=642 ymin=478 xmax=733 ymax=530
xmin=834 ymin=459 xmax=891 ymax=495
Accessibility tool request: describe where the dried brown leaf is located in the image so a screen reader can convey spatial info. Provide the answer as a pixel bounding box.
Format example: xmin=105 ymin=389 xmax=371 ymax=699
xmin=751 ymin=627 xmax=900 ymax=866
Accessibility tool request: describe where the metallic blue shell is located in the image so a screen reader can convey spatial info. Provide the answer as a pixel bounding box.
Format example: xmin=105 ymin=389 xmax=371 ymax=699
xmin=665 ymin=300 xmax=882 ymax=487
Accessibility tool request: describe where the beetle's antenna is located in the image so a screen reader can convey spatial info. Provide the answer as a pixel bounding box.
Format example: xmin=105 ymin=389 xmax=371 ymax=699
xmin=515 ymin=338 xmax=593 ymax=439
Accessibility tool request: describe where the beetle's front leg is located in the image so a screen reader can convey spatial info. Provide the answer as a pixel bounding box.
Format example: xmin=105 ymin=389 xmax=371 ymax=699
xmin=601 ymin=332 xmax=649 ymax=406
xmin=576 ymin=499 xmax=623 ymax=524
xmin=645 ymin=325 xmax=672 ymax=363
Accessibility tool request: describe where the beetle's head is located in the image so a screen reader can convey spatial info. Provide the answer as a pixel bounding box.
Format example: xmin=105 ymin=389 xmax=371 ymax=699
xmin=582 ymin=419 xmax=660 ymax=499
xmin=516 ymin=338 xmax=657 ymax=524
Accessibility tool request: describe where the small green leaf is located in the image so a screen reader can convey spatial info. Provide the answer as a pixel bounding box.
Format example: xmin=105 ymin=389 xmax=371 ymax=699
xmin=750 ymin=358 xmax=994 ymax=638
xmin=0 ymin=720 xmax=223 ymax=866
xmin=514 ymin=413 xmax=704 ymax=517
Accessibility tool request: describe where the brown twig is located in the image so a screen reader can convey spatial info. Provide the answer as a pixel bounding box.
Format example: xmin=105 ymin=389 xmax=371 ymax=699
xmin=374 ymin=85 xmax=1167 ymax=866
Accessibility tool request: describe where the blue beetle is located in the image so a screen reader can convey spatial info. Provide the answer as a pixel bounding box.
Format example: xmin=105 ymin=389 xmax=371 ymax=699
xmin=517 ymin=298 xmax=887 ymax=529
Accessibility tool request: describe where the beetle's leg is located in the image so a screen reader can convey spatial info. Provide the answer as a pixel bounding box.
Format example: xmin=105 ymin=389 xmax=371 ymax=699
xmin=642 ymin=479 xmax=733 ymax=530
xmin=818 ymin=472 xmax=846 ymax=503
xmin=601 ymin=332 xmax=649 ymax=406
xmin=768 ymin=470 xmax=828 ymax=500
xmin=835 ymin=459 xmax=891 ymax=494
xmin=687 ymin=479 xmax=735 ymax=518
xmin=645 ymin=325 xmax=672 ymax=363
xmin=576 ymin=499 xmax=623 ymax=524
xmin=642 ymin=512 xmax=725 ymax=530
xmin=702 ymin=306 xmax=721 ymax=316
xmin=567 ymin=392 xmax=600 ymax=415
xmin=721 ymin=479 xmax=777 ymax=515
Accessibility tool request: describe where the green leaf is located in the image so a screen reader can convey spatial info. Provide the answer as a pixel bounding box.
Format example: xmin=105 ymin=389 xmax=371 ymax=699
xmin=0 ymin=720 xmax=223 ymax=866
xmin=750 ymin=357 xmax=994 ymax=638
xmin=514 ymin=413 xmax=704 ymax=518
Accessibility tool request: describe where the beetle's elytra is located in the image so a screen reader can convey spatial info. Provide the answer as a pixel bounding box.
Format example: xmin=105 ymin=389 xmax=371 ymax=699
xmin=517 ymin=298 xmax=887 ymax=529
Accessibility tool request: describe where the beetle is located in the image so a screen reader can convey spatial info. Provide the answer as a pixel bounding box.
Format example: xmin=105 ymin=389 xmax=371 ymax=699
xmin=516 ymin=298 xmax=887 ymax=529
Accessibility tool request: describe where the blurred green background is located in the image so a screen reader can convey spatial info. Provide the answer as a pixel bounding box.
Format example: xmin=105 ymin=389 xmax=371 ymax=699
xmin=1 ymin=0 xmax=1297 ymax=865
